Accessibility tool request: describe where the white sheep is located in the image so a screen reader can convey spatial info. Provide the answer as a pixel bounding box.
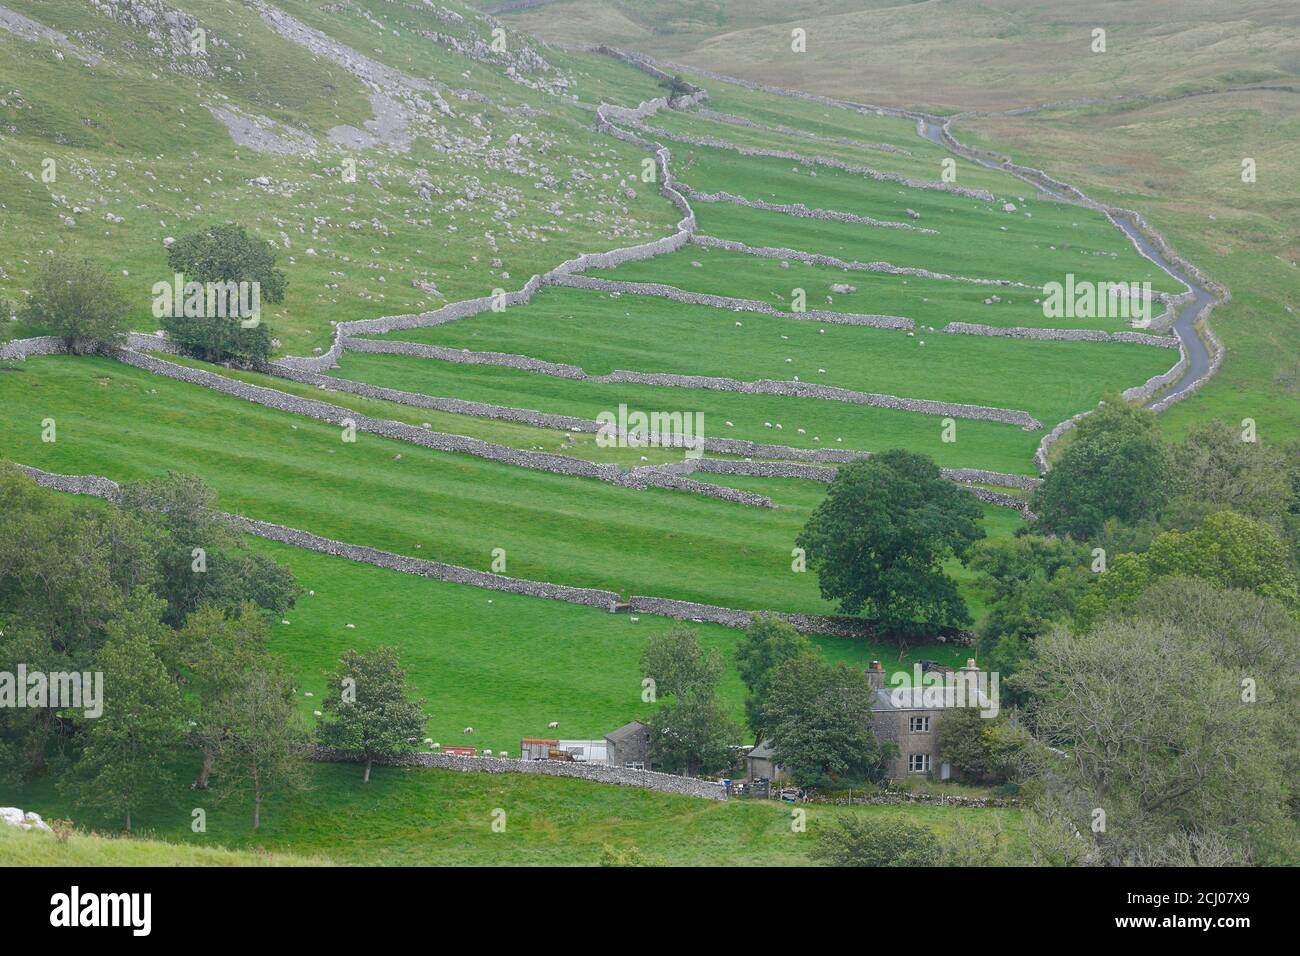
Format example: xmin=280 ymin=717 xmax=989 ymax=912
xmin=547 ymin=721 xmax=559 ymax=729
xmin=498 ymin=751 xmax=508 ymax=758
xmin=463 ymin=727 xmax=474 ymax=734
xmin=484 ymin=749 xmax=493 ymax=756
xmin=423 ymin=738 xmax=434 ymax=745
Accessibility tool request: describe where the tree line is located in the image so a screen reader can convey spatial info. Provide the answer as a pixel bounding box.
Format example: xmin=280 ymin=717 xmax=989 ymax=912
xmin=0 ymin=465 xmax=427 ymax=832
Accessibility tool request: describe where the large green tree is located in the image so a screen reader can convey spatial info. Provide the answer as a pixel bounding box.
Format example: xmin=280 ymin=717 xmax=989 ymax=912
xmin=162 ymin=224 xmax=284 ymax=365
xmin=639 ymin=624 xmax=723 ymax=700
xmin=796 ymin=450 xmax=985 ymax=633
xmin=640 ymin=626 xmax=737 ymax=776
xmin=1015 ymin=617 xmax=1294 ymax=865
xmin=166 ymin=224 xmax=287 ymax=302
xmin=1031 ymin=399 xmax=1170 ymax=539
xmin=734 ymin=615 xmax=811 ymax=744
xmin=317 ymin=647 xmax=427 ymax=783
xmin=66 ymin=617 xmax=186 ymax=831
xmin=19 ymin=256 xmax=132 ymax=353
xmin=763 ymin=655 xmax=887 ymax=789
xmin=209 ymin=656 xmax=308 ymax=830
xmin=169 ymin=602 xmax=273 ymax=790
xmin=645 ymin=689 xmax=739 ymax=777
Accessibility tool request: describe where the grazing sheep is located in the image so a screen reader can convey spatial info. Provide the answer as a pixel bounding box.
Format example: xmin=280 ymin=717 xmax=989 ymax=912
xmin=345 ymin=623 xmax=355 ymax=629
xmin=484 ymin=749 xmax=493 ymax=756
xmin=498 ymin=751 xmax=508 ymax=758
xmin=313 ymin=710 xmax=322 ymax=717
xmin=463 ymin=727 xmax=474 ymax=734
xmin=423 ymin=738 xmax=434 ymax=745
xmin=547 ymin=721 xmax=559 ymax=729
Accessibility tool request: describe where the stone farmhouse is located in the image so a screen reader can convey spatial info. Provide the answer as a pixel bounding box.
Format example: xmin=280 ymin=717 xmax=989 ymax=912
xmin=746 ymin=660 xmax=993 ymax=782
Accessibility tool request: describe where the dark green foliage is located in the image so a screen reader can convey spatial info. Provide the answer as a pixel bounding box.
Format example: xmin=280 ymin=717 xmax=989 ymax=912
xmin=796 ymin=450 xmax=985 ymax=633
xmin=645 ymin=689 xmax=739 ymax=777
xmin=639 ymin=623 xmax=723 ymax=699
xmin=160 ymin=310 xmax=272 ymax=366
xmin=763 ymin=655 xmax=887 ymax=789
xmin=734 ymin=614 xmax=811 ymax=743
xmin=640 ymin=625 xmax=738 ymax=776
xmin=18 ymin=256 xmax=131 ymax=353
xmin=116 ymin=472 xmax=299 ymax=625
xmin=1031 ymin=399 xmax=1170 ymax=539
xmin=166 ymin=224 xmax=286 ymax=303
xmin=317 ymin=647 xmax=427 ymax=783
xmin=161 ymin=224 xmax=283 ymax=365
xmin=810 ymin=816 xmax=942 ymax=867
xmin=63 ymin=606 xmax=186 ymax=831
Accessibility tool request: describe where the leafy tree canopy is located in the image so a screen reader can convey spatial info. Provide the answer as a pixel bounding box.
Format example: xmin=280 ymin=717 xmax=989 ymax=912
xmin=796 ymin=449 xmax=985 ymax=632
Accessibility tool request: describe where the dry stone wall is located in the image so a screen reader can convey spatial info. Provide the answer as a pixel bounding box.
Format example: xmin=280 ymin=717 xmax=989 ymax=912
xmin=547 ymin=273 xmax=914 ymax=329
xmin=633 ymin=120 xmax=994 ymax=201
xmin=13 ymin=462 xmax=994 ymax=640
xmin=349 ymin=338 xmax=1040 ymax=428
xmin=311 ymin=747 xmax=727 ymax=800
xmin=942 ymin=322 xmax=1178 ymax=348
xmin=692 ymin=107 xmax=911 ymax=156
xmin=681 ymin=185 xmax=935 ymax=233
xmin=690 ymin=235 xmax=1027 ymax=288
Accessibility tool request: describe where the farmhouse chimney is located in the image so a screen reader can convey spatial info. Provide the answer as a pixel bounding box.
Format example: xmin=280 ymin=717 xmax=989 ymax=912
xmin=865 ymin=660 xmax=885 ymax=691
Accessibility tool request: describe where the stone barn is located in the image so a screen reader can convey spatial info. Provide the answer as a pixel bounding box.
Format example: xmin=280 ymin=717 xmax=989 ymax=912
xmin=604 ymin=720 xmax=652 ymax=770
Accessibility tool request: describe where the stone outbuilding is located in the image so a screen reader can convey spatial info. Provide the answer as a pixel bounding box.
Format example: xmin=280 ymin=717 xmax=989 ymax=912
xmin=604 ymin=720 xmax=653 ymax=770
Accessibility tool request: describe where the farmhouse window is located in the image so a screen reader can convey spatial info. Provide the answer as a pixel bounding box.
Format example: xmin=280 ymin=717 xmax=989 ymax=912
xmin=625 ymin=762 xmax=645 ymax=770
xmin=908 ymin=753 xmax=931 ymax=773
xmin=909 ymin=716 xmax=931 ymax=733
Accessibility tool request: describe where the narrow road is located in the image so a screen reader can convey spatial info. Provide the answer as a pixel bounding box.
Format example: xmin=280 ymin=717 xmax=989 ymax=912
xmin=918 ymin=117 xmax=1214 ymax=407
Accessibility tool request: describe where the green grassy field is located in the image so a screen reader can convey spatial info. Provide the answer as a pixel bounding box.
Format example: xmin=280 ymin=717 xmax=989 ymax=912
xmin=588 ymin=245 xmax=1148 ymax=332
xmin=670 ymin=144 xmax=1181 ymax=291
xmin=0 ymin=760 xmax=1029 ymax=866
xmin=379 ymin=285 xmax=1175 ymax=427
xmin=0 ymin=820 xmax=325 ymax=867
xmin=330 ymin=350 xmax=1046 ymax=471
xmin=0 ymin=355 xmax=1021 ymax=616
